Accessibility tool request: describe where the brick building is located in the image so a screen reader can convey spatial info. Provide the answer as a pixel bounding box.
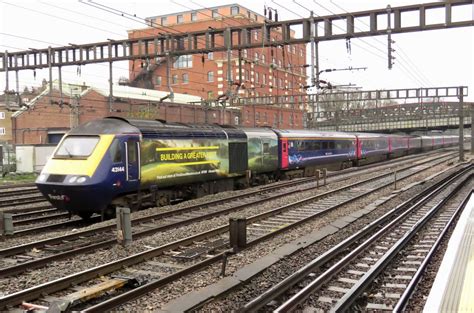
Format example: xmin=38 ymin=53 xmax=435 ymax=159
xmin=128 ymin=4 xmax=307 ymax=129
xmin=12 ymin=81 xmax=240 ymax=145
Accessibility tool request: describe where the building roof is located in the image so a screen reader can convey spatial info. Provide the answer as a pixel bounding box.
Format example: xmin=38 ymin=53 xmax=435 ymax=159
xmin=12 ymin=81 xmax=203 ymax=118
xmin=92 ymin=84 xmax=202 ymax=103
xmin=146 ymin=3 xmax=262 ymax=21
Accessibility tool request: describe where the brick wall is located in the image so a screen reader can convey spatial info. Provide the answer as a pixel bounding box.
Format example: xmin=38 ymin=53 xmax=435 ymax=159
xmin=12 ymin=89 xmax=241 ymax=144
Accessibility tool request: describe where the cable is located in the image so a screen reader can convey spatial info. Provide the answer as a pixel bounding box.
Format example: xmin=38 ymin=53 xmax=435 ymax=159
xmin=0 ymin=1 xmax=124 ymax=38
xmin=325 ymin=0 xmax=431 ymax=87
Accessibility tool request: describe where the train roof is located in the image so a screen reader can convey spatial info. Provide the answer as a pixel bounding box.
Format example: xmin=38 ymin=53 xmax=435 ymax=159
xmin=273 ymin=129 xmax=356 ymax=139
xmin=67 ymin=117 xmax=247 ymax=139
xmin=68 ymin=117 xmax=140 ymax=135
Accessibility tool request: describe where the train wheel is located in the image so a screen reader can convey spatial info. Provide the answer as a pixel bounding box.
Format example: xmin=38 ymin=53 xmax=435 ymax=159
xmin=78 ymin=212 xmax=93 ymax=220
xmin=102 ymin=205 xmax=116 ymax=220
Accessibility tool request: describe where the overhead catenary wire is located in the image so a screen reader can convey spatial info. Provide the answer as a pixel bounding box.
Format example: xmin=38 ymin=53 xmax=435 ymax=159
xmin=324 ymin=0 xmax=432 ymax=87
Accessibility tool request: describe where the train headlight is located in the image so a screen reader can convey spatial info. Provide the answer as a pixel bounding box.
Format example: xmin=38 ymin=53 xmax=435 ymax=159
xmin=37 ymin=174 xmax=47 ymax=182
xmin=76 ymin=176 xmax=87 ymax=184
xmin=68 ymin=176 xmax=78 ymax=183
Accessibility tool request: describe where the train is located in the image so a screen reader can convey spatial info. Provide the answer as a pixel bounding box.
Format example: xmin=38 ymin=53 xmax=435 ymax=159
xmin=35 ymin=117 xmax=459 ymax=219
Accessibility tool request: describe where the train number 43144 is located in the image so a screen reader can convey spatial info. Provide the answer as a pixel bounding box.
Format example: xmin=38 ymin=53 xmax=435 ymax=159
xmin=111 ymin=166 xmax=125 ymax=173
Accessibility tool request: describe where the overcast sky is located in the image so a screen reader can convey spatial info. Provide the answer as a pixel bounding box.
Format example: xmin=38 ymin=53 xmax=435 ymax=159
xmin=1 ymin=0 xmax=473 ymax=101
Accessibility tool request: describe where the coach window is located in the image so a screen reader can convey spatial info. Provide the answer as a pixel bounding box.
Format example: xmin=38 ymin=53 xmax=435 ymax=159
xmin=263 ymin=142 xmax=270 ymax=154
xmin=322 ymin=142 xmax=328 ymax=149
xmin=127 ymin=140 xmax=137 ymax=164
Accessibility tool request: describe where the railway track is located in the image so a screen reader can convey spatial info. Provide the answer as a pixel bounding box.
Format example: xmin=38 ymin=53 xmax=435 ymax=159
xmin=241 ymin=165 xmax=473 ymax=312
xmin=0 ymin=152 xmax=458 ymax=311
xmin=0 ymin=150 xmax=452 ymax=236
xmin=0 ymin=194 xmax=47 ymax=208
xmin=0 ymin=152 xmax=454 ymax=275
xmin=0 ymin=186 xmax=39 ymax=199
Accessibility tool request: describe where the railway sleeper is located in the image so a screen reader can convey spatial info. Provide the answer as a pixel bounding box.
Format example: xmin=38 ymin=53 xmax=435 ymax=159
xmin=21 ymin=277 xmax=140 ymax=313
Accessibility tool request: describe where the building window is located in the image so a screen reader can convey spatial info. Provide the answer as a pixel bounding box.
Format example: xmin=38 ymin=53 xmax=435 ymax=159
xmin=247 ymin=11 xmax=251 ymax=19
xmin=242 ymin=49 xmax=247 ymax=59
xmin=244 ymin=69 xmax=249 ymax=81
xmin=278 ymin=60 xmax=282 ymax=68
xmin=207 ymin=71 xmax=214 ymax=82
xmin=254 ymin=30 xmax=258 ymax=40
xmin=155 ymin=76 xmax=162 ymax=86
xmin=172 ymin=74 xmax=179 ymax=84
xmin=292 ymin=46 xmax=296 ymax=54
xmin=0 ymin=128 xmax=5 ymax=135
xmin=261 ymin=54 xmax=265 ymax=63
xmin=173 ymin=55 xmax=193 ymax=68
xmin=255 ymin=72 xmax=259 ymax=83
xmin=231 ymin=6 xmax=239 ymax=15
xmin=191 ymin=12 xmax=197 ymax=21
xmin=262 ymin=74 xmax=266 ymax=85
xmin=212 ymin=9 xmax=218 ymax=18
xmin=208 ymin=52 xmax=213 ymax=60
xmin=254 ymin=52 xmax=259 ymax=62
xmin=300 ymin=48 xmax=304 ymax=57
xmin=0 ymin=112 xmax=5 ymax=119
xmin=177 ymin=14 xmax=184 ymax=24
xmin=256 ymin=112 xmax=260 ymax=122
xmin=182 ymin=73 xmax=189 ymax=84
xmin=279 ymin=78 xmax=283 ymax=88
xmin=288 ymin=81 xmax=292 ymax=90
xmin=161 ymin=17 xmax=167 ymax=25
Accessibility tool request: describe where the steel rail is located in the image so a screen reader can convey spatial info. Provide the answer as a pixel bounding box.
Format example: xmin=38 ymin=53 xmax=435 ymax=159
xmin=0 ymin=153 xmax=454 ymax=278
xmin=0 ymin=195 xmax=48 ymax=208
xmin=241 ymin=163 xmax=473 ymax=312
xmin=331 ymin=171 xmax=472 ymax=312
xmin=61 ymin=157 xmax=461 ymax=312
xmin=12 ymin=211 xmax=71 ymax=226
xmin=393 ymin=190 xmax=473 ymax=312
xmin=272 ymin=167 xmax=472 ymax=312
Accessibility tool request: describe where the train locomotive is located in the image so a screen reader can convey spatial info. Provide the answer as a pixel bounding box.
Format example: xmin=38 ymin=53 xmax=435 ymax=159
xmin=35 ymin=117 xmax=458 ymax=218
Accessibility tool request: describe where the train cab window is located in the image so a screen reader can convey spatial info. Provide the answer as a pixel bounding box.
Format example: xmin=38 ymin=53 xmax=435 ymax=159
xmin=322 ymin=142 xmax=328 ymax=149
xmin=109 ymin=139 xmax=122 ymax=163
xmin=263 ymin=142 xmax=270 ymax=154
xmin=55 ymin=136 xmax=99 ymax=159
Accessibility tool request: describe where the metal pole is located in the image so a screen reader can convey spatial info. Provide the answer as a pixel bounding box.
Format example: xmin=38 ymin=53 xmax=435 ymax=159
xmin=48 ymin=46 xmax=53 ymax=103
xmin=387 ymin=5 xmax=393 ymax=70
xmin=458 ymin=86 xmax=464 ymax=161
xmin=109 ymin=61 xmax=113 ymax=112
xmin=471 ymin=102 xmax=474 ymax=155
xmin=5 ymin=51 xmax=9 ymax=110
xmin=166 ymin=52 xmax=173 ymax=105
xmin=229 ymin=218 xmax=247 ymax=250
xmin=58 ymin=66 xmax=63 ymax=105
xmin=116 ymin=207 xmax=132 ymax=246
